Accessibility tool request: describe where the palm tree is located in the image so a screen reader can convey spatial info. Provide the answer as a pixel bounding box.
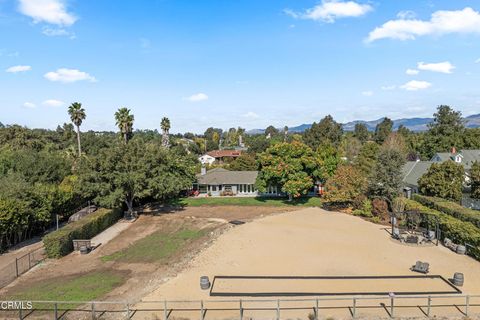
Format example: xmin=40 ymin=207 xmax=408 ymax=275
xmin=115 ymin=107 xmax=134 ymax=144
xmin=284 ymin=125 xmax=289 ymax=142
xmin=160 ymin=117 xmax=171 ymax=148
xmin=67 ymin=102 xmax=86 ymax=157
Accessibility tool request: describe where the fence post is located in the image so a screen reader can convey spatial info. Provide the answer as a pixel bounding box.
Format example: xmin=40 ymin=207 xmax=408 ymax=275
xmin=390 ymin=297 xmax=394 ymax=318
xmin=28 ymin=253 xmax=31 ymax=270
xmin=315 ymin=299 xmax=319 ymax=320
xmin=466 ymin=295 xmax=470 ymax=317
xmin=239 ymin=299 xmax=243 ymax=320
xmin=91 ymin=302 xmax=95 ymax=320
xmin=352 ymin=298 xmax=356 ymax=319
xmin=18 ymin=307 xmax=22 ymax=320
xmin=427 ymin=296 xmax=431 ymax=317
xmin=54 ymin=303 xmax=58 ymax=320
xmin=164 ymin=300 xmax=168 ymax=320
xmin=15 ymin=258 xmax=19 ymax=277
xmin=200 ymin=300 xmax=204 ymax=320
xmin=125 ymin=303 xmax=130 ymax=319
xmin=276 ymin=299 xmax=280 ymax=320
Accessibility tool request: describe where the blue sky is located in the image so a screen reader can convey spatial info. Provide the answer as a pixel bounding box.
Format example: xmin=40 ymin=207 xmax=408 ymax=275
xmin=1 ymin=0 xmax=480 ymax=133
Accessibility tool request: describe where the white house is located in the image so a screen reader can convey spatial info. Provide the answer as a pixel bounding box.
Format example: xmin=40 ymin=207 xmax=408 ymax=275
xmin=198 ymin=154 xmax=216 ymax=165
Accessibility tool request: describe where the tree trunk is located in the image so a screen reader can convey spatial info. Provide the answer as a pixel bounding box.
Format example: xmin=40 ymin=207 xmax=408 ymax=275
xmin=124 ymin=133 xmax=128 ymax=144
xmin=76 ymin=125 xmax=82 ymax=157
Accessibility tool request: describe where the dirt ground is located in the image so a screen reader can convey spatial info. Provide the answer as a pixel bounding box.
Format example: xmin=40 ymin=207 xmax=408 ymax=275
xmin=0 ymin=205 xmax=293 ymax=303
xmin=136 ymin=208 xmax=480 ymax=319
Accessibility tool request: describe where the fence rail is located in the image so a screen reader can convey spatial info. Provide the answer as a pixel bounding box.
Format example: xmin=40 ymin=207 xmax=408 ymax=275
xmin=0 ymin=294 xmax=479 ymax=320
xmin=0 ymin=246 xmax=46 ymax=289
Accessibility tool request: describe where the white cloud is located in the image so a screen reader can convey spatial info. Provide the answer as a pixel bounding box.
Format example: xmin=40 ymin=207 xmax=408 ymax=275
xmin=417 ymin=61 xmax=455 ymax=74
xmin=476 ymin=58 xmax=480 ymax=63
xmin=23 ymin=102 xmax=36 ymax=108
xmin=44 ymin=68 xmax=96 ymax=83
xmin=6 ymin=65 xmax=31 ymax=73
xmin=397 ymin=10 xmax=416 ymax=20
xmin=42 ymin=99 xmax=64 ymax=107
xmin=285 ymin=0 xmax=372 ymax=23
xmin=18 ymin=0 xmax=76 ymax=26
xmin=381 ymin=85 xmax=396 ymax=90
xmin=183 ymin=93 xmax=208 ymax=102
xmin=42 ymin=26 xmax=75 ymax=38
xmin=361 ymin=90 xmax=373 ymax=96
xmin=366 ymin=7 xmax=480 ymax=42
xmin=400 ymin=80 xmax=432 ymax=91
xmin=406 ymin=68 xmax=419 ymax=75
xmin=243 ymin=111 xmax=260 ymax=119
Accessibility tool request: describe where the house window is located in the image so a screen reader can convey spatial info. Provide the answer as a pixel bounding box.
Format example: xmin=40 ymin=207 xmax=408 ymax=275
xmin=212 ymin=185 xmax=217 ymax=192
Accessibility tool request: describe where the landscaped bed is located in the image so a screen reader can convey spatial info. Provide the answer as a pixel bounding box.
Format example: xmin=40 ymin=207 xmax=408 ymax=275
xmin=179 ymin=196 xmax=322 ymax=207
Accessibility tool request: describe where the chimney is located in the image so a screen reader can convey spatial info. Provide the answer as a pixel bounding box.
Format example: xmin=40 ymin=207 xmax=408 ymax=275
xmin=451 ymin=147 xmax=456 ymax=154
xmin=201 ymin=166 xmax=207 ymax=175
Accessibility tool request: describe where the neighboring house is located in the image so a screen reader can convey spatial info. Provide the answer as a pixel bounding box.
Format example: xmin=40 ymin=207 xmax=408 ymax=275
xmin=402 ymin=148 xmax=480 ymax=197
xmin=198 ymin=150 xmax=242 ymax=165
xmin=193 ymin=168 xmax=260 ymax=196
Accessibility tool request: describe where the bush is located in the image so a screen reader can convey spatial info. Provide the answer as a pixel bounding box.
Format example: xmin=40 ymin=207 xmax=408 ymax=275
xmin=353 ymin=198 xmax=373 ymax=217
xmin=352 ymin=194 xmax=367 ymax=210
xmin=43 ymin=208 xmax=122 ymax=258
xmin=405 ymin=199 xmax=480 ymax=260
xmin=413 ymin=194 xmax=480 ymax=229
xmin=372 ymin=198 xmax=388 ymax=220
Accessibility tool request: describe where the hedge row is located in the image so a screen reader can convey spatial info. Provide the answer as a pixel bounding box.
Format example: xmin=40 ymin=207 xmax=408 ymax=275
xmin=413 ymin=194 xmax=480 ymax=229
xmin=405 ymin=199 xmax=480 ymax=260
xmin=43 ymin=208 xmax=122 ymax=258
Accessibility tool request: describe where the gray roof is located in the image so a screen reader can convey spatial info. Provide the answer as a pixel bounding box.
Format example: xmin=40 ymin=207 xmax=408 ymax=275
xmin=196 ymin=168 xmax=258 ymax=185
xmin=402 ymin=161 xmax=434 ymax=188
xmin=431 ymin=149 xmax=480 ymax=170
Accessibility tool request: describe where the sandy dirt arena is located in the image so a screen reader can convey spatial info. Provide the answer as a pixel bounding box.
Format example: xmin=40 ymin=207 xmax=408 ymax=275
xmin=135 ymin=208 xmax=480 ymax=320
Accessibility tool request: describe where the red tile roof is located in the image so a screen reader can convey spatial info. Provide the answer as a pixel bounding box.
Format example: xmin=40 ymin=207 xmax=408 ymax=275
xmin=207 ymin=150 xmax=242 ymax=158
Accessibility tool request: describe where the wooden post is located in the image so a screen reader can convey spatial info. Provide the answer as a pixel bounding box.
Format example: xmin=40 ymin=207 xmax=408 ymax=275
xmin=239 ymin=299 xmax=243 ymax=320
xmin=18 ymin=307 xmax=23 ymax=320
xmin=15 ymin=258 xmax=19 ymax=277
xmin=125 ymin=303 xmax=130 ymax=320
xmin=466 ymin=295 xmax=470 ymax=317
xmin=390 ymin=297 xmax=394 ymax=318
xmin=427 ymin=296 xmax=431 ymax=317
xmin=28 ymin=253 xmax=31 ymax=270
xmin=91 ymin=302 xmax=95 ymax=319
xmin=352 ymin=298 xmax=356 ymax=319
xmin=200 ymin=300 xmax=204 ymax=320
xmin=54 ymin=303 xmax=58 ymax=320
xmin=164 ymin=300 xmax=168 ymax=320
xmin=276 ymin=299 xmax=280 ymax=320
xmin=315 ymin=299 xmax=319 ymax=320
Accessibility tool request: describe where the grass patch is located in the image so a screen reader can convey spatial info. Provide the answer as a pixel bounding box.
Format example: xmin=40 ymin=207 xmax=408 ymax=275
xmin=9 ymin=270 xmax=126 ymax=308
xmin=101 ymin=229 xmax=205 ymax=263
xmin=178 ymin=196 xmax=322 ymax=207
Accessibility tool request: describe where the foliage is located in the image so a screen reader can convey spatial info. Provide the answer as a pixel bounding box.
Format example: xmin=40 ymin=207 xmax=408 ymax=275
xmin=303 ymin=115 xmax=343 ymax=150
xmin=374 ymin=118 xmax=393 ymax=144
xmin=367 ymin=146 xmax=406 ymax=202
xmin=353 ymin=198 xmax=373 ymax=217
xmin=323 ymin=165 xmax=366 ymax=205
xmin=160 ymin=117 xmax=171 ymax=148
xmin=229 ymin=154 xmax=258 ymax=171
xmin=246 ymin=134 xmax=271 ymax=154
xmin=178 ymin=196 xmax=323 ymax=207
xmin=79 ymin=139 xmax=197 ymax=216
xmin=114 ymin=107 xmax=135 ymax=143
xmin=413 ymin=194 xmax=480 ymax=229
xmin=470 ymin=161 xmax=480 ymax=199
xmin=256 ymin=141 xmax=318 ymax=198
xmin=265 ymin=125 xmax=279 ymax=138
xmin=67 ymin=102 xmax=86 ymax=157
xmin=404 ymin=199 xmax=480 ymax=260
xmin=314 ymin=142 xmax=341 ymax=182
xmin=354 ymin=142 xmax=380 ymax=176
xmin=371 ymin=198 xmax=389 ymax=219
xmin=101 ymin=228 xmax=205 ymax=263
xmin=43 ymin=208 xmax=122 ymax=258
xmin=418 ymin=160 xmax=464 ymax=202
xmin=340 ymin=136 xmax=362 ymax=162
xmin=422 ymin=105 xmax=465 ymax=158
xmin=353 ymin=123 xmax=369 ymax=143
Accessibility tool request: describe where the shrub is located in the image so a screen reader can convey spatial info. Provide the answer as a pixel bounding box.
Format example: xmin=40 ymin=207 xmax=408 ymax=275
xmin=43 ymin=208 xmax=122 ymax=258
xmin=353 ymin=198 xmax=373 ymax=217
xmin=405 ymin=199 xmax=480 ymax=260
xmin=352 ymin=194 xmax=367 ymax=210
xmin=372 ymin=198 xmax=388 ymax=220
xmin=413 ymin=194 xmax=480 ymax=229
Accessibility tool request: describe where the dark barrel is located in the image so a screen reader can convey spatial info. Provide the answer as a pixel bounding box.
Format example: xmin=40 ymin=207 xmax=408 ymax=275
xmin=200 ymin=276 xmax=210 ymax=290
xmin=452 ymin=273 xmax=464 ymax=286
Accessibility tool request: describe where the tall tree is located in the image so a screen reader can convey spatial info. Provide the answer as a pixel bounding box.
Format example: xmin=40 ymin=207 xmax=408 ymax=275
xmin=470 ymin=161 xmax=480 ymax=199
xmin=67 ymin=102 xmax=86 ymax=157
xmin=368 ymin=144 xmax=406 ymax=203
xmin=256 ymin=141 xmax=318 ymax=199
xmin=303 ymin=115 xmax=343 ymax=150
xmin=423 ymin=105 xmax=465 ymax=158
xmin=265 ymin=125 xmax=279 ymax=138
xmin=283 ymin=126 xmax=289 ymax=142
xmin=323 ymin=165 xmax=367 ymax=205
xmin=354 ymin=142 xmax=380 ymax=176
xmin=374 ymin=118 xmax=393 ymax=144
xmin=160 ymin=117 xmax=171 ymax=148
xmin=114 ymin=107 xmax=134 ymax=144
xmin=418 ymin=161 xmax=464 ymax=202
xmin=353 ymin=123 xmax=369 ymax=143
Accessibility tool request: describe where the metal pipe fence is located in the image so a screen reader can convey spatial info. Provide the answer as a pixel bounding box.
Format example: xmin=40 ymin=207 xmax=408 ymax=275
xmin=0 ymin=294 xmax=479 ymax=320
xmin=0 ymin=247 xmax=46 ymax=289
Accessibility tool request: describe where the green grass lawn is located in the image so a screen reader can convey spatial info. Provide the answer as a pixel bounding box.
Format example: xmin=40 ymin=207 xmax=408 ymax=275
xmin=10 ymin=270 xmax=126 ymax=307
xmin=178 ymin=196 xmax=323 ymax=207
xmin=101 ymin=229 xmax=205 ymax=263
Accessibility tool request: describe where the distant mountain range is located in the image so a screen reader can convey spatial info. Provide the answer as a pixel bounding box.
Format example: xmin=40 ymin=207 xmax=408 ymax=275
xmin=247 ymin=113 xmax=480 ymax=134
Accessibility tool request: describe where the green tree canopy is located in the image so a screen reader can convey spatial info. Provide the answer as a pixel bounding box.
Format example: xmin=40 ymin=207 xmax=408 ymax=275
xmin=229 ymin=154 xmax=258 ymax=171
xmin=114 ymin=107 xmax=134 ymax=144
xmin=303 ymin=115 xmax=343 ymax=150
xmin=67 ymin=102 xmax=86 ymax=157
xmin=470 ymin=161 xmax=480 ymax=199
xmin=353 ymin=123 xmax=369 ymax=143
xmin=256 ymin=141 xmax=318 ymax=198
xmin=354 ymin=142 xmax=380 ymax=176
xmin=323 ymin=165 xmax=367 ymax=205
xmin=418 ymin=160 xmax=464 ymax=202
xmin=374 ymin=118 xmax=393 ymax=144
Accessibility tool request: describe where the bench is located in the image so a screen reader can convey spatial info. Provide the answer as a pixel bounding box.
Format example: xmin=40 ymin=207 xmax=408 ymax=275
xmin=72 ymin=239 xmax=101 ymax=252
